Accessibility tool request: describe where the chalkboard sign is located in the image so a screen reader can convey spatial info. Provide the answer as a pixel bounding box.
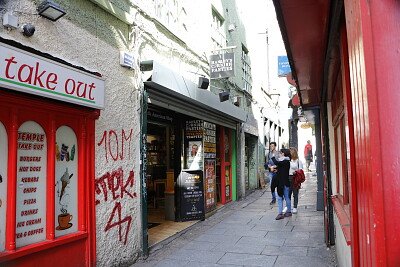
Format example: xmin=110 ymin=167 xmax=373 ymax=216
xmin=178 ymin=170 xmax=205 ymax=221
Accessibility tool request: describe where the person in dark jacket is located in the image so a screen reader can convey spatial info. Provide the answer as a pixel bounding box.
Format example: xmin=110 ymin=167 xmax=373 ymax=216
xmin=271 ymin=148 xmax=292 ymax=220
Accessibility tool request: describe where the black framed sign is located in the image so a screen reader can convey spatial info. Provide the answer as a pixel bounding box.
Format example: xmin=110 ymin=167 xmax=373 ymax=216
xmin=178 ymin=169 xmax=205 ymax=221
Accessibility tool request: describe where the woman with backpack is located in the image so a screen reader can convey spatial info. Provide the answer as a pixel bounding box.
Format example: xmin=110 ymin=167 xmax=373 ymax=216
xmin=288 ymin=147 xmax=304 ymax=214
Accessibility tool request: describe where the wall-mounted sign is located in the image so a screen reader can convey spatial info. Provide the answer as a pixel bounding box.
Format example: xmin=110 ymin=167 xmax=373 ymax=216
xmin=178 ymin=170 xmax=205 ymax=221
xmin=210 ymin=52 xmax=235 ymax=79
xmin=204 ymin=159 xmax=216 ymax=213
xmin=278 ymin=56 xmax=291 ymax=77
xmin=0 ymin=43 xmax=105 ymax=109
xmin=119 ymin=51 xmax=134 ymax=69
xmin=15 ymin=121 xmax=47 ymax=248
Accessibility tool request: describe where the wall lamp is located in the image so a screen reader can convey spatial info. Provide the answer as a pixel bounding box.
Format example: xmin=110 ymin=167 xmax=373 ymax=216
xmin=219 ymin=91 xmax=229 ymax=102
xmin=38 ymin=0 xmax=66 ymax=21
xmin=198 ymin=77 xmax=209 ymax=89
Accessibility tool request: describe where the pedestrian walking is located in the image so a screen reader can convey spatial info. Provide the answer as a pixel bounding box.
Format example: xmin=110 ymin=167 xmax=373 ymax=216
xmin=265 ymin=142 xmax=279 ymax=204
xmin=271 ymin=148 xmax=292 ymax=220
xmin=304 ymin=140 xmax=313 ymax=171
xmin=289 ymin=147 xmax=303 ymax=214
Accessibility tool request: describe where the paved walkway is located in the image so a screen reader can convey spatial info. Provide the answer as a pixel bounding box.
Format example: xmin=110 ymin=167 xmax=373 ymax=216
xmin=133 ymin=172 xmax=337 ymax=267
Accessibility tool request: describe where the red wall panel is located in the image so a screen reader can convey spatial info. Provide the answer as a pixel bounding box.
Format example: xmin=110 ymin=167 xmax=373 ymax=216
xmin=344 ymin=0 xmax=400 ymax=266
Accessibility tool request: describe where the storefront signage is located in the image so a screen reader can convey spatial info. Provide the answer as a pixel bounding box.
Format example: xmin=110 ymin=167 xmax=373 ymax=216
xmin=15 ymin=121 xmax=47 ymax=248
xmin=203 ymin=122 xmax=216 ymax=159
xmin=147 ymin=109 xmax=174 ymax=125
xmin=278 ymin=55 xmax=291 ymax=77
xmin=179 ymin=170 xmax=205 ymax=221
xmin=0 ymin=43 xmax=105 ymax=109
xmin=210 ymin=52 xmax=235 ymax=79
xmin=204 ymin=160 xmax=216 ymax=212
xmin=0 ymin=122 xmax=7 ymax=252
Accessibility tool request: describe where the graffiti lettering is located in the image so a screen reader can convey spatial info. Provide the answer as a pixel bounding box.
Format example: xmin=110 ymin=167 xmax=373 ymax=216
xmin=95 ymin=167 xmax=136 ymax=245
xmin=104 ymin=202 xmax=132 ymax=245
xmin=98 ymin=129 xmax=133 ymax=162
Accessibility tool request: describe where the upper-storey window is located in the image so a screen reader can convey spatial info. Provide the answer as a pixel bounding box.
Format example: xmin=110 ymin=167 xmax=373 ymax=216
xmin=242 ymin=45 xmax=252 ymax=94
xmin=154 ymin=0 xmax=187 ymax=36
xmin=211 ymin=7 xmax=226 ymax=50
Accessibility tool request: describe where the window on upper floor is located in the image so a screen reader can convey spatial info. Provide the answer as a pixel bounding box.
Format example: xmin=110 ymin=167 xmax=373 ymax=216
xmin=211 ymin=7 xmax=226 ymax=50
xmin=154 ymin=0 xmax=187 ymax=36
xmin=241 ymin=45 xmax=252 ymax=95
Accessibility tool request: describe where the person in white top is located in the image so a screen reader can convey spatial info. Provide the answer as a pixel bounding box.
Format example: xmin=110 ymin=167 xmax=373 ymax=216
xmin=286 ymin=147 xmax=303 ymax=214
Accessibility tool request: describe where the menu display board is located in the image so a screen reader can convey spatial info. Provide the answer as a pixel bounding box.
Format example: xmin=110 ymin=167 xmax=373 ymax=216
xmin=179 ymin=170 xmax=205 ymax=221
xmin=55 ymin=126 xmax=78 ymax=237
xmin=0 ymin=122 xmax=8 ymax=252
xmin=15 ymin=121 xmax=47 ymax=248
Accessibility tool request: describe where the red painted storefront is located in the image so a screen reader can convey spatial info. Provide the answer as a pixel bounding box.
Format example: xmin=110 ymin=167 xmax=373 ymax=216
xmin=0 ymin=41 xmax=102 ymax=266
xmin=273 ymin=0 xmax=400 ymax=266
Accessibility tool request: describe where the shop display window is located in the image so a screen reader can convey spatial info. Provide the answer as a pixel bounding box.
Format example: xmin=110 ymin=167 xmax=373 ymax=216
xmin=55 ymin=126 xmax=78 ymax=237
xmin=0 ymin=91 xmax=97 ymax=264
xmin=0 ymin=122 xmax=8 ymax=252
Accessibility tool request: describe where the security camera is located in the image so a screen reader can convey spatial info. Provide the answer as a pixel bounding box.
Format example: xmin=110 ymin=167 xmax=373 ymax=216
xmin=21 ymin=24 xmax=35 ymax=37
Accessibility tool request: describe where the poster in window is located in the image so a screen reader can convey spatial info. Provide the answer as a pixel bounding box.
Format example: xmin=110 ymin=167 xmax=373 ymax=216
xmin=15 ymin=121 xmax=47 ymax=248
xmin=224 ymin=130 xmax=230 ymax=162
xmin=225 ymin=165 xmax=230 ymax=199
xmin=55 ymin=126 xmax=78 ymax=237
xmin=204 ymin=160 xmax=216 ymax=212
xmin=187 ymin=141 xmax=203 ymax=170
xmin=0 ymin=122 xmax=8 ymax=252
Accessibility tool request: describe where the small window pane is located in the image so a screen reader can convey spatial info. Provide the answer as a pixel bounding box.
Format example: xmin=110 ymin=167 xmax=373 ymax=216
xmin=55 ymin=126 xmax=78 ymax=237
xmin=16 ymin=121 xmax=47 ymax=248
xmin=0 ymin=122 xmax=8 ymax=252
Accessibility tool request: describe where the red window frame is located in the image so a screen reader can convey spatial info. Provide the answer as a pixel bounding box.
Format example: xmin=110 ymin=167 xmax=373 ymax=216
xmin=0 ymin=89 xmax=98 ymax=265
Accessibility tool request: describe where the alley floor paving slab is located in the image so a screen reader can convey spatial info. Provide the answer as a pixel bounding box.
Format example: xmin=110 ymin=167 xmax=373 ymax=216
xmin=132 ymin=172 xmax=337 ymax=267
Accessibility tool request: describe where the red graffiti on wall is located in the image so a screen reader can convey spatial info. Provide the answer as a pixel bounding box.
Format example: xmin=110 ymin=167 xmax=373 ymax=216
xmin=98 ymin=129 xmax=133 ymax=162
xmin=95 ymin=167 xmax=136 ymax=245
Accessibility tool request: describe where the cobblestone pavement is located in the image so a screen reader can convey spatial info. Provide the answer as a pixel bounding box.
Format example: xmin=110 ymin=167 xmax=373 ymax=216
xmin=132 ymin=172 xmax=337 ymax=267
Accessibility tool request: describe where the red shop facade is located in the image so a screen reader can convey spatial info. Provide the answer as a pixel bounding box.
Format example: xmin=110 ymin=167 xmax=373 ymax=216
xmin=0 ymin=40 xmax=104 ymax=266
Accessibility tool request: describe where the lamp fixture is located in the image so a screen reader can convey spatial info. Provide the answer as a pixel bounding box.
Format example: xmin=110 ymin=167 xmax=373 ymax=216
xmin=198 ymin=77 xmax=209 ymax=89
xmin=219 ymin=91 xmax=229 ymax=102
xmin=37 ymin=0 xmax=66 ymax=21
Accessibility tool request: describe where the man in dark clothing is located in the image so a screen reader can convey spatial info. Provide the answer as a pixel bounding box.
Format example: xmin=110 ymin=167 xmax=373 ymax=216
xmin=266 ymin=142 xmax=279 ymax=204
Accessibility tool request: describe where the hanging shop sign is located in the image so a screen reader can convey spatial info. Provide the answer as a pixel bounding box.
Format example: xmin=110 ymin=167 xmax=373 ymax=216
xmin=0 ymin=43 xmax=105 ymax=109
xmin=210 ymin=52 xmax=235 ymax=79
xmin=178 ymin=170 xmax=205 ymax=221
xmin=278 ymin=55 xmax=291 ymax=77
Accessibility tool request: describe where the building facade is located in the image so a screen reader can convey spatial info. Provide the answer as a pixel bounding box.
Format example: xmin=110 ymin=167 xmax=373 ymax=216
xmin=273 ymin=0 xmax=400 ymax=266
xmin=0 ymin=0 xmax=278 ymax=266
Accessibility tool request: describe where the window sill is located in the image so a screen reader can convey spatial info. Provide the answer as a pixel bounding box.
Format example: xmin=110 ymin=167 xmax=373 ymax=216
xmin=0 ymin=232 xmax=88 ymax=263
xmin=331 ymin=195 xmax=351 ymax=245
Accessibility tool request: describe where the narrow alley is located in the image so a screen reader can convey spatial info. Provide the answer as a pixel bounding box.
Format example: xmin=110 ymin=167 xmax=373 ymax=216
xmin=133 ymin=171 xmax=337 ymax=267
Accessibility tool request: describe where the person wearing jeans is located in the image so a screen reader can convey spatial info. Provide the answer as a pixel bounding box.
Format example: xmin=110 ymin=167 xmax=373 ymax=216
xmin=271 ymin=149 xmax=292 ymax=220
xmin=288 ymin=147 xmax=303 ymax=214
xmin=266 ymin=142 xmax=279 ymax=204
